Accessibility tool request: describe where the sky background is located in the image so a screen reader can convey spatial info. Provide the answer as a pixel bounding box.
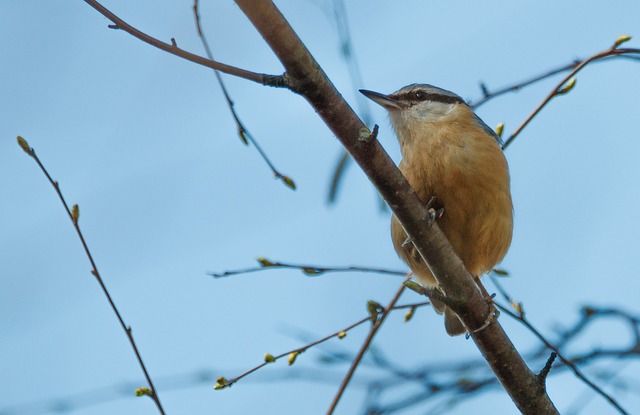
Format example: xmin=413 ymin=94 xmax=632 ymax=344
xmin=2 ymin=1 xmax=640 ymax=414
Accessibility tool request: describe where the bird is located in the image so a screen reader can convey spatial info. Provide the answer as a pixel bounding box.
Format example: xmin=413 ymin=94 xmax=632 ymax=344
xmin=360 ymin=84 xmax=513 ymax=336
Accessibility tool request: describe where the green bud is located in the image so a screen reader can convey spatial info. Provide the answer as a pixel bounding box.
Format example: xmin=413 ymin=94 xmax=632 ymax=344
xmin=238 ymin=127 xmax=249 ymax=145
xmin=281 ymin=175 xmax=296 ymax=190
xmin=403 ymin=280 xmax=426 ymax=295
xmin=494 ymin=122 xmax=505 ymax=138
xmin=404 ymin=307 xmax=415 ymax=322
xmin=557 ymin=77 xmax=576 ymax=95
xmin=287 ymin=351 xmax=299 ymax=366
xmin=71 ymin=204 xmax=80 ymax=223
xmin=214 ymin=376 xmax=228 ymax=390
xmin=366 ymin=300 xmax=383 ymax=322
xmin=301 ymin=267 xmax=322 ymax=276
xmin=256 ymin=257 xmax=273 ymax=267
xmin=614 ymin=34 xmax=632 ymax=48
xmin=17 ymin=136 xmax=33 ymax=156
xmin=511 ymin=301 xmax=524 ymax=317
xmin=264 ymin=353 xmax=276 ymax=363
xmin=135 ymin=387 xmax=152 ymax=397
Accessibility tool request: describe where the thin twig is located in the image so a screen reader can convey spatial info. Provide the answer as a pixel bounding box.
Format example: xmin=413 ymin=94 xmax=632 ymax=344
xmin=502 ymin=44 xmax=640 ymax=150
xmin=215 ymin=297 xmax=429 ymax=389
xmin=471 ymin=52 xmax=640 ymax=109
xmin=326 ymin=276 xmax=410 ymax=415
xmin=496 ymin=302 xmax=629 ymax=415
xmin=16 ymin=137 xmax=166 ymax=415
xmin=210 ymin=258 xmax=406 ymax=278
xmin=83 ymin=0 xmax=286 ymax=88
xmin=324 ymin=0 xmax=375 ymax=204
xmin=5 ymin=301 xmax=638 ymax=414
xmin=233 ymin=2 xmax=560 ymax=410
xmin=471 ymin=61 xmax=580 ymax=109
xmin=192 ymin=0 xmax=296 ymax=190
xmin=492 ymin=274 xmax=630 ymax=414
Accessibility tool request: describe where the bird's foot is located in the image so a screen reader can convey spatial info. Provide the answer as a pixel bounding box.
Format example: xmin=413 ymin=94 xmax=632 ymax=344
xmin=425 ymin=195 xmax=444 ymax=229
xmin=468 ymin=295 xmax=500 ymax=336
xmin=425 ymin=195 xmax=438 ymax=209
xmin=427 ymin=207 xmax=444 ymax=229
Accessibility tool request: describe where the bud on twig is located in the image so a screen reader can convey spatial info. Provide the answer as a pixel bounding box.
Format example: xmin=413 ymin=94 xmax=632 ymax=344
xmin=366 ymin=300 xmax=383 ymax=323
xmin=403 ymin=280 xmax=426 ymax=295
xmin=493 ymin=268 xmax=510 ymax=277
xmin=17 ymin=136 xmax=34 ymax=156
xmin=71 ymin=204 xmax=80 ymax=223
xmin=613 ymin=34 xmax=632 ymax=48
xmin=404 ymin=307 xmax=416 ymax=322
xmin=135 ymin=387 xmax=152 ymax=397
xmin=556 ymin=77 xmax=576 ymax=95
xmin=287 ymin=351 xmax=299 ymax=366
xmin=281 ymin=175 xmax=296 ymax=190
xmin=214 ymin=376 xmax=228 ymax=390
xmin=256 ymin=257 xmax=273 ymax=267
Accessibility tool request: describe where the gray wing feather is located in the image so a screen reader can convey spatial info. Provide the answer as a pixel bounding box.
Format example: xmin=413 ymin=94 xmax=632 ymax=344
xmin=473 ymin=113 xmax=503 ymax=146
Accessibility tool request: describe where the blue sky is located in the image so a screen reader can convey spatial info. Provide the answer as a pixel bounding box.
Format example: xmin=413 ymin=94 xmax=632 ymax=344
xmin=2 ymin=1 xmax=640 ymax=414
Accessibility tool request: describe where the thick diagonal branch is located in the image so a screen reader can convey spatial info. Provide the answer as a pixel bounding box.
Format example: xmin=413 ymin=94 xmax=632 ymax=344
xmin=234 ymin=1 xmax=558 ymax=413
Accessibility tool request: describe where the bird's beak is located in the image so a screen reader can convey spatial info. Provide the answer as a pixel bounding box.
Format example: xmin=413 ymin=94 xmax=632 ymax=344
xmin=359 ymin=89 xmax=402 ymax=110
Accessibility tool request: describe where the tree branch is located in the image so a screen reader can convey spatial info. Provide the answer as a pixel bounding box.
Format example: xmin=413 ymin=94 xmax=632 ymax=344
xmin=326 ymin=278 xmax=409 ymax=415
xmin=233 ymin=0 xmax=558 ymax=413
xmin=192 ymin=0 xmax=296 ymax=190
xmin=16 ymin=137 xmax=165 ymax=415
xmin=502 ymin=42 xmax=640 ymax=150
xmin=496 ymin=303 xmax=629 ymax=414
xmin=83 ymin=0 xmax=286 ymax=88
xmin=209 ymin=258 xmax=406 ymax=278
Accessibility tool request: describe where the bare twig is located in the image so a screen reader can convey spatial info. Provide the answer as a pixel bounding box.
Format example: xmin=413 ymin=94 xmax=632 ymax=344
xmin=326 ymin=276 xmax=409 ymax=415
xmin=472 ymin=51 xmax=640 ymax=110
xmin=5 ymin=299 xmax=637 ymax=414
xmin=496 ymin=303 xmax=629 ymax=415
xmin=331 ymin=46 xmax=640 ymax=204
xmin=502 ymin=41 xmax=640 ymax=150
xmin=215 ymin=296 xmax=429 ymax=390
xmin=328 ymin=150 xmax=351 ymax=203
xmin=538 ymin=352 xmax=558 ymax=385
xmin=83 ymin=0 xmax=286 ymax=88
xmin=323 ymin=0 xmax=375 ymax=205
xmin=209 ymin=258 xmax=406 ymax=278
xmin=192 ymin=0 xmax=296 ymax=190
xmin=79 ymin=1 xmax=638 ymax=413
xmin=491 ymin=273 xmax=630 ymax=414
xmin=231 ymin=1 xmax=559 ymax=413
xmin=16 ymin=137 xmax=166 ymax=415
xmin=470 ymin=60 xmax=581 ymax=109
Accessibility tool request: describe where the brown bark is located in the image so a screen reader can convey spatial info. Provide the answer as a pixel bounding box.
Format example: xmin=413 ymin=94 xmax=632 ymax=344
xmin=234 ymin=1 xmax=559 ymax=413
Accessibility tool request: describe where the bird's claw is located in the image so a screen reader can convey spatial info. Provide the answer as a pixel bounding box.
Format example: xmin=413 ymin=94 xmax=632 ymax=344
xmin=467 ymin=296 xmax=500 ymax=337
xmin=427 ymin=207 xmax=444 ymax=229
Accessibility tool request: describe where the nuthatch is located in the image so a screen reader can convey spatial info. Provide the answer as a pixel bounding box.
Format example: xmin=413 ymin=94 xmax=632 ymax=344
xmin=361 ymin=84 xmax=513 ymax=336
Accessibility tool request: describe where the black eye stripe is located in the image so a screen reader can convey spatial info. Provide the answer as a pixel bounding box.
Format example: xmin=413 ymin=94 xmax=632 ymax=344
xmin=392 ymin=91 xmax=465 ymax=106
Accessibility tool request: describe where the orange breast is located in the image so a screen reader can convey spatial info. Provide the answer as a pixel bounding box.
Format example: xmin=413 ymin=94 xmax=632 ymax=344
xmin=391 ymin=117 xmax=513 ymax=286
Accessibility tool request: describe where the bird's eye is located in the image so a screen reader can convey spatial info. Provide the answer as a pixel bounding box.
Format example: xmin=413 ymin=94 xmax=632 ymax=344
xmin=414 ymin=91 xmax=427 ymax=101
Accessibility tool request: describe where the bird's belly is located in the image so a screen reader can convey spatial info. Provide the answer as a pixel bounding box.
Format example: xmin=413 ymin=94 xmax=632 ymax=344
xmin=391 ymin=151 xmax=513 ymax=283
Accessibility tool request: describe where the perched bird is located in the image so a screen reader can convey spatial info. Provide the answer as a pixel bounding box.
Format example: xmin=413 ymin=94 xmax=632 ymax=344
xmin=360 ymin=84 xmax=513 ymax=336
